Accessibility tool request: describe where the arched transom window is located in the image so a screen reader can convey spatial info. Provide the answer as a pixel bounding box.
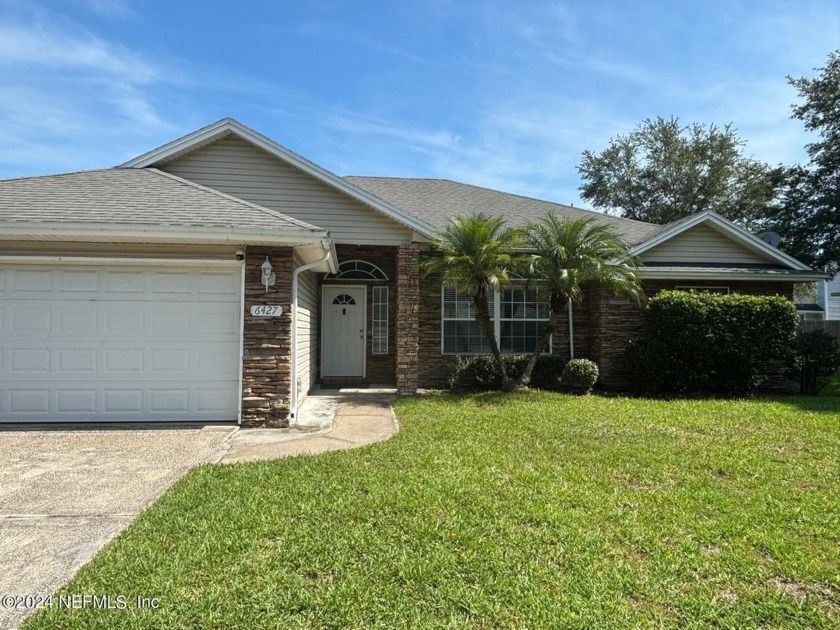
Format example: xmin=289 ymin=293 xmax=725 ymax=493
xmin=325 ymin=260 xmax=388 ymax=281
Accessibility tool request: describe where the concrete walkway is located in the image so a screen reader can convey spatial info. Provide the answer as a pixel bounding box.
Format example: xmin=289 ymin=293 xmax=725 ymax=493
xmin=220 ymin=387 xmax=398 ymax=463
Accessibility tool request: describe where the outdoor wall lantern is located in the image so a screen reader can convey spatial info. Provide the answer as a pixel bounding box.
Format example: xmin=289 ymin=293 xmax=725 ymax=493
xmin=261 ymin=257 xmax=276 ymax=292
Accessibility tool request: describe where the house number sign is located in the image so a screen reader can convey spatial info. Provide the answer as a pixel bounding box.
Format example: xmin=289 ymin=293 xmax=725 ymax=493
xmin=250 ymin=305 xmax=283 ymax=317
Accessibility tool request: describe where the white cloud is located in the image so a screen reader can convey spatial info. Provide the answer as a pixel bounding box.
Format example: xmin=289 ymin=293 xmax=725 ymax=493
xmin=0 ymin=23 xmax=157 ymax=81
xmin=0 ymin=18 xmax=172 ymax=175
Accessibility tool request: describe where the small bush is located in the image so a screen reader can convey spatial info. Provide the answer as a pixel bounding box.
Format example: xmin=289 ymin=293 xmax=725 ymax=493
xmin=793 ymin=330 xmax=840 ymax=394
xmin=560 ymin=359 xmax=599 ymax=394
xmin=448 ymin=354 xmax=566 ymax=392
xmin=625 ymin=291 xmax=799 ymax=396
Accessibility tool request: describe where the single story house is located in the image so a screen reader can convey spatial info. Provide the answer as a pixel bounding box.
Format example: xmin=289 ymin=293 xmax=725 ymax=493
xmin=0 ymin=119 xmax=827 ymax=425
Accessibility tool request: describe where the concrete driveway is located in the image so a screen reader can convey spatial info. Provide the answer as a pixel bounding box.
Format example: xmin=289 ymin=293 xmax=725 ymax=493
xmin=0 ymin=424 xmax=235 ymax=630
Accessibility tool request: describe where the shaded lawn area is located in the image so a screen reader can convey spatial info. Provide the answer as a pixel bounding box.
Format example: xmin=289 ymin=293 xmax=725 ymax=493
xmin=25 ymin=393 xmax=840 ymax=629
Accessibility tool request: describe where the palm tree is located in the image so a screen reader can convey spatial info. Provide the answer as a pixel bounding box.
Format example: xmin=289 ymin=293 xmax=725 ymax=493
xmin=422 ymin=213 xmax=521 ymax=389
xmin=515 ymin=214 xmax=643 ymax=387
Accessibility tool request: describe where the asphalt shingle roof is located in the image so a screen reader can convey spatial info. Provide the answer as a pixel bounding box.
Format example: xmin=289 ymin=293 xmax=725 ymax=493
xmin=344 ymin=176 xmax=660 ymax=245
xmin=0 ymin=167 xmax=323 ymax=233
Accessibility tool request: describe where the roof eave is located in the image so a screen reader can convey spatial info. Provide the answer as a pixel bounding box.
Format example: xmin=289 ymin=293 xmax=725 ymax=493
xmin=639 ymin=269 xmax=829 ymax=282
xmin=0 ymin=222 xmax=328 ymax=246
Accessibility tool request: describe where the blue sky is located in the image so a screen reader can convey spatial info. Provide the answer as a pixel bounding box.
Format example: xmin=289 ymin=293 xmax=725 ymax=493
xmin=0 ymin=0 xmax=838 ymax=207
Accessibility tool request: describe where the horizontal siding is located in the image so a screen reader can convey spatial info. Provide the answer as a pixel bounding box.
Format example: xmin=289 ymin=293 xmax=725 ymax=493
xmin=641 ymin=224 xmax=771 ymax=264
xmin=819 ymin=276 xmax=840 ymax=320
xmin=161 ymin=136 xmax=412 ymax=245
xmin=295 ymin=260 xmax=320 ymax=406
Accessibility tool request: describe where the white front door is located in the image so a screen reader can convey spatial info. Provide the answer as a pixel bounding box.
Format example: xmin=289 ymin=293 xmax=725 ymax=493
xmin=321 ymin=286 xmax=365 ymax=377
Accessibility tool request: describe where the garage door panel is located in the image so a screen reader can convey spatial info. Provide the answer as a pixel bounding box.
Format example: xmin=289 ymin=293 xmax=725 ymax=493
xmin=0 ymin=265 xmax=242 ymax=423
xmin=59 ymin=269 xmax=100 ymax=292
xmin=59 ymin=309 xmax=99 ymax=334
xmin=56 ymin=389 xmax=97 ymax=413
xmin=10 ymin=348 xmax=51 ymax=373
xmin=150 ymin=389 xmax=190 ymax=413
xmin=196 ymin=388 xmax=239 ymax=412
xmin=11 ymin=268 xmax=52 ymax=291
xmin=56 ymin=347 xmax=98 ymax=373
xmin=8 ymin=390 xmax=51 ymax=414
xmin=10 ymin=307 xmax=51 ymax=333
xmin=197 ymin=271 xmax=242 ymax=294
xmin=104 ymin=389 xmax=143 ymax=414
xmin=151 ymin=348 xmax=191 ymax=373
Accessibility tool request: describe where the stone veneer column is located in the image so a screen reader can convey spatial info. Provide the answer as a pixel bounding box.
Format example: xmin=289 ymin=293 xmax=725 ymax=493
xmin=241 ymin=247 xmax=293 ymax=427
xmin=395 ymin=244 xmax=420 ymax=393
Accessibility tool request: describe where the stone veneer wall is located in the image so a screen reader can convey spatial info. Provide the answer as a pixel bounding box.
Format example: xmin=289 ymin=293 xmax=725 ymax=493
xmin=396 ymin=244 xmax=420 ymax=392
xmin=592 ymin=279 xmax=796 ymax=390
xmin=241 ymin=246 xmax=293 ymax=427
xmin=319 ymin=245 xmax=397 ymax=384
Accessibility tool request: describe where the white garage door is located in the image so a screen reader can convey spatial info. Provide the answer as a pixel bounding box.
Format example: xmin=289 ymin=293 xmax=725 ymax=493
xmin=0 ymin=262 xmax=242 ymax=423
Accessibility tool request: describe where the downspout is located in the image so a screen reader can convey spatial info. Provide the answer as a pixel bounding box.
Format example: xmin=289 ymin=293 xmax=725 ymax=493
xmin=290 ymin=238 xmax=334 ymax=421
xmin=568 ymin=299 xmax=575 ymax=359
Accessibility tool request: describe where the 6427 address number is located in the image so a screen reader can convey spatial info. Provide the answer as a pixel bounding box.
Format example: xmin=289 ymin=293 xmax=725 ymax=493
xmin=250 ymin=305 xmax=283 ymax=317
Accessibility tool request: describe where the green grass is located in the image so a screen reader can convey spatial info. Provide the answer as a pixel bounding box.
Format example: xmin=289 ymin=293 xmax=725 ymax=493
xmin=25 ymin=393 xmax=840 ymax=629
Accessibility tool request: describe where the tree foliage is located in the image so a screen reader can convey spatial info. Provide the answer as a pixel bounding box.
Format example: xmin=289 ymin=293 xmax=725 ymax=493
xmin=421 ymin=212 xmax=521 ymax=388
xmin=578 ymin=116 xmax=775 ymax=225
xmin=762 ymin=50 xmax=840 ymax=273
xmin=515 ymin=215 xmax=642 ymax=386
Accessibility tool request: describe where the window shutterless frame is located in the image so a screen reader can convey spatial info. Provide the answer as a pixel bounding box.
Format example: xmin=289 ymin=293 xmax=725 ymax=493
xmin=441 ymin=285 xmax=551 ymax=355
xmin=372 ymin=286 xmax=388 ymax=354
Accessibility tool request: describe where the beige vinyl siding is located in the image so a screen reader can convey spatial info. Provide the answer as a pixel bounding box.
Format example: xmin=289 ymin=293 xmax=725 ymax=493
xmin=294 ymin=255 xmax=320 ymax=405
xmin=641 ymin=224 xmax=772 ymax=264
xmin=160 ymin=135 xmax=412 ymax=245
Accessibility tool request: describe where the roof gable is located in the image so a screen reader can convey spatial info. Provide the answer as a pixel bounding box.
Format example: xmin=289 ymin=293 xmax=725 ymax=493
xmin=121 ymin=118 xmax=437 ymax=240
xmin=631 ymin=211 xmax=813 ymax=271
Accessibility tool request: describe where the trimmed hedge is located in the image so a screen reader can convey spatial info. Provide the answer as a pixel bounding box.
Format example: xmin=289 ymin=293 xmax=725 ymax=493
xmin=625 ymin=290 xmax=798 ymax=396
xmin=793 ymin=330 xmax=840 ymax=394
xmin=448 ymin=355 xmax=566 ymax=392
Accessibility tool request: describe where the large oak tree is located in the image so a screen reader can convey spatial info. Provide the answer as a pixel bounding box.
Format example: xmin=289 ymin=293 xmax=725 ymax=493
xmin=578 ymin=116 xmax=775 ymax=226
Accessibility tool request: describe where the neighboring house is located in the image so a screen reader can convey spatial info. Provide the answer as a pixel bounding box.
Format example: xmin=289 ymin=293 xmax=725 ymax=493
xmin=0 ymin=119 xmax=827 ymax=425
xmin=817 ymin=275 xmax=840 ymax=320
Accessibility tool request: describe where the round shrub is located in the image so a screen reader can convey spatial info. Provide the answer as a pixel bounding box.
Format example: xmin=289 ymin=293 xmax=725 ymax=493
xmin=448 ymin=354 xmax=566 ymax=392
xmin=561 ymin=359 xmax=599 ymax=394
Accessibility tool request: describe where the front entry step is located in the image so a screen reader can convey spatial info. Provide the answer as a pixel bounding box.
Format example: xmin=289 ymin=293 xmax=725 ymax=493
xmin=320 ymin=377 xmax=369 ymax=388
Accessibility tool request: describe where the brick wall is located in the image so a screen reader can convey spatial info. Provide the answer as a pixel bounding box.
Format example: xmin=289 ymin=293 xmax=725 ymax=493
xmin=241 ymin=247 xmax=293 ymax=427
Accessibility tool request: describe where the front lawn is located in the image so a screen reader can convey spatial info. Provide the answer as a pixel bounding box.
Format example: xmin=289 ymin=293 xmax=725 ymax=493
xmin=25 ymin=393 xmax=840 ymax=629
